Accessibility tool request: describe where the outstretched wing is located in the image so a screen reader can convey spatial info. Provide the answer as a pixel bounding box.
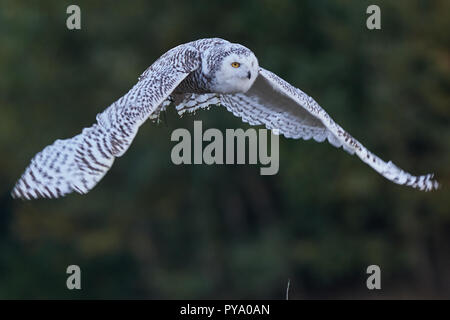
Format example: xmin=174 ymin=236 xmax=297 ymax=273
xmin=12 ymin=45 xmax=201 ymax=199
xmin=220 ymin=67 xmax=439 ymax=191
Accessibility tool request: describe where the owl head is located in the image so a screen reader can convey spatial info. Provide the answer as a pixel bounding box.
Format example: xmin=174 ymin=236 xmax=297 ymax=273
xmin=204 ymin=42 xmax=259 ymax=94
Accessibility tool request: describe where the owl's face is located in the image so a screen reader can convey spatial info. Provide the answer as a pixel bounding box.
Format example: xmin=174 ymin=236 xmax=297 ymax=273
xmin=210 ymin=45 xmax=259 ymax=94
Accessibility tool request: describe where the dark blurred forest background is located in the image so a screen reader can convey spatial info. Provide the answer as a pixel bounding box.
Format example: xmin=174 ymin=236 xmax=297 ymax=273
xmin=0 ymin=0 xmax=449 ymax=299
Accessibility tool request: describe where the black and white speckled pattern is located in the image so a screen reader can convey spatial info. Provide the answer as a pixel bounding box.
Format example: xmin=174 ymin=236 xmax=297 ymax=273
xmin=11 ymin=38 xmax=439 ymax=199
xmin=223 ymin=68 xmax=439 ymax=191
xmin=12 ymin=42 xmax=203 ymax=199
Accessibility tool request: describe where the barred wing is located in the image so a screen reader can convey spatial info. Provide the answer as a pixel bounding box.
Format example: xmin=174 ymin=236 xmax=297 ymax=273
xmin=220 ymin=67 xmax=439 ymax=191
xmin=12 ymin=45 xmax=201 ymax=199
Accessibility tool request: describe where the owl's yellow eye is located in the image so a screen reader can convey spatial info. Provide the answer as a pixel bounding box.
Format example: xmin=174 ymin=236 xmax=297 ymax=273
xmin=231 ymin=62 xmax=240 ymax=68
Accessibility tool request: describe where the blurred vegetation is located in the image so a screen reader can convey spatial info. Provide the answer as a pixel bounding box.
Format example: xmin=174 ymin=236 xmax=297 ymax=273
xmin=0 ymin=0 xmax=449 ymax=299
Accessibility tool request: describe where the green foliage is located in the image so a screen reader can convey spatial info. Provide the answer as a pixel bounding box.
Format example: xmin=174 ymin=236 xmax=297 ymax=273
xmin=0 ymin=0 xmax=449 ymax=298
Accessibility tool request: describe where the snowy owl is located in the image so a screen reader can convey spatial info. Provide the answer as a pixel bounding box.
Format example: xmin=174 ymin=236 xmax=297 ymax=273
xmin=11 ymin=38 xmax=439 ymax=199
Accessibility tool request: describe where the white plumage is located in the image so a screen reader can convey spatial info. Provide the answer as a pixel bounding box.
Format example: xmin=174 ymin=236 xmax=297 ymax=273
xmin=11 ymin=38 xmax=439 ymax=199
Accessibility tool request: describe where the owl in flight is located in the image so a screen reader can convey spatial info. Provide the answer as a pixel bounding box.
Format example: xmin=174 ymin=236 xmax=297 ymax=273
xmin=11 ymin=38 xmax=439 ymax=199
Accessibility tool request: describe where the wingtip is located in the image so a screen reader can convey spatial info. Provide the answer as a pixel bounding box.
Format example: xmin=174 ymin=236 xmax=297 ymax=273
xmin=10 ymin=179 xmax=66 ymax=200
xmin=416 ymin=173 xmax=440 ymax=192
